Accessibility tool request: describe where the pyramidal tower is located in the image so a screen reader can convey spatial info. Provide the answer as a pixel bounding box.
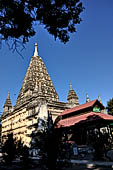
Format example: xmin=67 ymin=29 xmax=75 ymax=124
xmin=2 ymin=42 xmax=77 ymax=145
xmin=67 ymin=83 xmax=79 ymax=106
xmin=16 ymin=42 xmax=59 ymax=106
xmin=3 ymin=92 xmax=12 ymax=112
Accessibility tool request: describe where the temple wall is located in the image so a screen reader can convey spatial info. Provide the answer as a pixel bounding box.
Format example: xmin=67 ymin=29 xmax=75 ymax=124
xmin=1 ymin=101 xmax=68 ymax=146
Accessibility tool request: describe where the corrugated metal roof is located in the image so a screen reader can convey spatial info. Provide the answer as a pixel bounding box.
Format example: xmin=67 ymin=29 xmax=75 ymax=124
xmin=60 ymin=100 xmax=98 ymax=116
xmin=56 ymin=112 xmax=113 ymax=128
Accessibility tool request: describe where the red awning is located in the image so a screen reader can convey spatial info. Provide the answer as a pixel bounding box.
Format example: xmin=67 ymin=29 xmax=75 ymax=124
xmin=56 ymin=112 xmax=113 ymax=128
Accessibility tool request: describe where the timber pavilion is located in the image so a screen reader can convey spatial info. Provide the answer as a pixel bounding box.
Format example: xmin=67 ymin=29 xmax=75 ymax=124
xmin=55 ymin=99 xmax=113 ymax=159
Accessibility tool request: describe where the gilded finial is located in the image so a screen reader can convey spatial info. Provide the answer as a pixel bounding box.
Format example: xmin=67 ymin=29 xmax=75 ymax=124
xmin=70 ymin=83 xmax=72 ymax=90
xmin=34 ymin=42 xmax=38 ymax=57
xmin=8 ymin=91 xmax=10 ymax=99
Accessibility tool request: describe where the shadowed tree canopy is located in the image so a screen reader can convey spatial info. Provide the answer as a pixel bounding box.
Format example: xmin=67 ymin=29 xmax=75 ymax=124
xmin=107 ymin=98 xmax=113 ymax=116
xmin=0 ymin=0 xmax=84 ymax=48
xmin=2 ymin=133 xmax=16 ymax=164
xmin=0 ymin=116 xmax=1 ymax=143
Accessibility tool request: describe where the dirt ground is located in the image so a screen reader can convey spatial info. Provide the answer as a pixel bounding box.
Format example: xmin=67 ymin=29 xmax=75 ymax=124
xmin=0 ymin=163 xmax=112 ymax=170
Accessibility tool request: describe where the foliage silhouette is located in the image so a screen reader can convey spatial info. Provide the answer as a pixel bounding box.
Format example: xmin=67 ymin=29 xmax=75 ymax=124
xmin=2 ymin=134 xmax=30 ymax=166
xmin=0 ymin=116 xmax=1 ymax=143
xmin=2 ymin=133 xmax=16 ymax=164
xmin=16 ymin=139 xmax=30 ymax=164
xmin=107 ymin=98 xmax=113 ymax=116
xmin=29 ymin=113 xmax=66 ymax=170
xmin=0 ymin=0 xmax=84 ymax=50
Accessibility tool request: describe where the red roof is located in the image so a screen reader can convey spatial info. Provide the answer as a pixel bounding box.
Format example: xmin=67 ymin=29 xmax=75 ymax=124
xmin=60 ymin=100 xmax=98 ymax=117
xmin=56 ymin=112 xmax=113 ymax=128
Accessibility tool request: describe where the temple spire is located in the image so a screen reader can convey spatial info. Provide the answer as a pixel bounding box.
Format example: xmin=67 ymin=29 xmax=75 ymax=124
xmin=8 ymin=91 xmax=10 ymax=99
xmin=98 ymin=95 xmax=102 ymax=104
xmin=16 ymin=42 xmax=59 ymax=105
xmin=70 ymin=83 xmax=72 ymax=91
xmin=34 ymin=42 xmax=38 ymax=57
xmin=67 ymin=84 xmax=79 ymax=106
xmin=3 ymin=92 xmax=12 ymax=112
xmin=86 ymin=92 xmax=90 ymax=103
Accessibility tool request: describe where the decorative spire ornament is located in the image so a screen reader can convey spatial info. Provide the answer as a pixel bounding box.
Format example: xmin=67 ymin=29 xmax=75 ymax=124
xmin=86 ymin=92 xmax=90 ymax=103
xmin=98 ymin=95 xmax=102 ymax=103
xmin=8 ymin=91 xmax=10 ymax=99
xmin=70 ymin=83 xmax=73 ymax=90
xmin=34 ymin=42 xmax=38 ymax=57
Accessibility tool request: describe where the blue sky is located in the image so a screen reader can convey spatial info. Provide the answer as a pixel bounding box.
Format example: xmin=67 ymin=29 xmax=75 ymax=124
xmin=0 ymin=0 xmax=113 ymax=113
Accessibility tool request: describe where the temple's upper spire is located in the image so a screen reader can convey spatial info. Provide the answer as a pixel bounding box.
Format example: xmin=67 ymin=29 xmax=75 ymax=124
xmin=16 ymin=42 xmax=59 ymax=106
xmin=34 ymin=42 xmax=38 ymax=57
xmin=8 ymin=91 xmax=10 ymax=99
xmin=67 ymin=84 xmax=79 ymax=106
xmin=86 ymin=92 xmax=90 ymax=103
xmin=70 ymin=83 xmax=73 ymax=91
xmin=98 ymin=95 xmax=102 ymax=104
